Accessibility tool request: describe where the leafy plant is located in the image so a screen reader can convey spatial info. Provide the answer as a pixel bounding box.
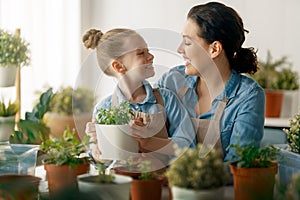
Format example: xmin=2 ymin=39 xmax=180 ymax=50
xmin=40 ymin=126 xmax=91 ymax=168
xmin=251 ymin=50 xmax=299 ymax=90
xmin=0 ymin=29 xmax=30 ymax=67
xmin=49 ymin=86 xmax=94 ymax=116
xmin=166 ymin=144 xmax=228 ymax=190
xmin=0 ymin=100 xmax=18 ymax=117
xmin=10 ymin=88 xmax=52 ymax=144
xmin=228 ymin=143 xmax=279 ymax=168
xmin=96 ymin=101 xmax=134 ymax=125
xmin=94 ymin=163 xmax=115 ymax=184
xmin=283 ymin=110 xmax=300 ymax=154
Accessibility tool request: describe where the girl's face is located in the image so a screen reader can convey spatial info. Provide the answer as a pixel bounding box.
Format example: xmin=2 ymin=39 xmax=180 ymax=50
xmin=177 ymin=19 xmax=212 ymax=77
xmin=118 ymin=34 xmax=155 ymax=80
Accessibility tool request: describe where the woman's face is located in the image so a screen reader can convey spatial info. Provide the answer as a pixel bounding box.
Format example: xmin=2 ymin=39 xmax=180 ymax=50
xmin=119 ymin=34 xmax=155 ymax=80
xmin=177 ymin=18 xmax=212 ymax=77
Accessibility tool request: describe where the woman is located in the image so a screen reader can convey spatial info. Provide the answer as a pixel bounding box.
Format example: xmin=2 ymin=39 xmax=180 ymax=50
xmin=156 ymin=2 xmax=265 ymax=162
xmin=83 ymin=28 xmax=195 ymax=167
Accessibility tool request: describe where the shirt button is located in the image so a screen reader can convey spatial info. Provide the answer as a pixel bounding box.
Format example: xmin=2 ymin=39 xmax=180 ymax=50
xmin=135 ymin=105 xmax=139 ymax=109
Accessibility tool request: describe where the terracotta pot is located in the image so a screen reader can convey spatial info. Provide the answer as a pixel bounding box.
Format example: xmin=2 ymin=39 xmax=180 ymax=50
xmin=0 ymin=174 xmax=41 ymax=200
xmin=230 ymin=162 xmax=278 ymax=200
xmin=44 ymin=112 xmax=91 ymax=140
xmin=265 ymin=90 xmax=284 ymax=118
xmin=44 ymin=163 xmax=89 ymax=196
xmin=113 ymin=166 xmax=141 ymax=179
xmin=131 ymin=178 xmax=163 ymax=200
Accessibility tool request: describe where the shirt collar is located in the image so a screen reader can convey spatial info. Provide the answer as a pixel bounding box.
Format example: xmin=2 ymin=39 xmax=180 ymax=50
xmin=115 ymin=80 xmax=156 ymax=104
xmin=215 ymin=69 xmax=241 ymax=100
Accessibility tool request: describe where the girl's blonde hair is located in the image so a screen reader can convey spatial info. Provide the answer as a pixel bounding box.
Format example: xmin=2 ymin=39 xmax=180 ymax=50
xmin=82 ymin=28 xmax=138 ymax=75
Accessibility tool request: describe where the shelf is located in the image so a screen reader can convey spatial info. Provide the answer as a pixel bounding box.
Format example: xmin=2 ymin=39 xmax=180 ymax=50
xmin=264 ymin=117 xmax=290 ymax=128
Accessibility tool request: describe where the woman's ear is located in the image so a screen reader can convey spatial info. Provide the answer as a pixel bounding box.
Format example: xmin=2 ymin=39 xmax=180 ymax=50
xmin=209 ymin=41 xmax=222 ymax=59
xmin=111 ymin=60 xmax=126 ymax=74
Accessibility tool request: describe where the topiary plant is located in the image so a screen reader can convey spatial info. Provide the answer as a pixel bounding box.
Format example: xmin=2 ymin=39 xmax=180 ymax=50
xmin=166 ymin=144 xmax=228 ymax=190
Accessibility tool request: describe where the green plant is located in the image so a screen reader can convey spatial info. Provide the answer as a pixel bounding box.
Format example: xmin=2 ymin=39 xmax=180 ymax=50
xmin=96 ymin=101 xmax=134 ymax=125
xmin=251 ymin=50 xmax=299 ymax=90
xmin=40 ymin=126 xmax=91 ymax=168
xmin=229 ymin=143 xmax=279 ymax=168
xmin=0 ymin=29 xmax=30 ymax=67
xmin=10 ymin=88 xmax=52 ymax=144
xmin=94 ymin=163 xmax=115 ymax=184
xmin=165 ymin=144 xmax=228 ymax=190
xmin=49 ymin=86 xmax=94 ymax=116
xmin=0 ymin=100 xmax=18 ymax=117
xmin=283 ymin=110 xmax=300 ymax=154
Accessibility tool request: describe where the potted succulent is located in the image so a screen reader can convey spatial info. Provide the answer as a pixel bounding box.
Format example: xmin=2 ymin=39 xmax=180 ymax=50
xmin=0 ymin=28 xmax=30 ymax=87
xmin=95 ymin=101 xmax=139 ymax=160
xmin=77 ymin=162 xmax=132 ymax=200
xmin=229 ymin=144 xmax=279 ymax=200
xmin=277 ymin=110 xmax=300 ymax=188
xmin=40 ymin=126 xmax=91 ymax=197
xmin=251 ymin=50 xmax=299 ymax=117
xmin=165 ymin=144 xmax=228 ymax=200
xmin=44 ymin=86 xmax=94 ymax=140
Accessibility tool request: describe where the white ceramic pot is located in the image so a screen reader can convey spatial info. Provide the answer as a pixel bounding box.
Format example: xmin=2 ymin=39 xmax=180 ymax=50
xmin=0 ymin=116 xmax=15 ymax=142
xmin=171 ymin=186 xmax=225 ymax=200
xmin=0 ymin=66 xmax=18 ymax=87
xmin=78 ymin=173 xmax=132 ymax=200
xmin=95 ymin=124 xmax=139 ymax=160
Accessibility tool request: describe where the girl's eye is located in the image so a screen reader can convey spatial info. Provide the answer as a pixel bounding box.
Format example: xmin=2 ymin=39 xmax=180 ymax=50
xmin=185 ymin=42 xmax=191 ymax=46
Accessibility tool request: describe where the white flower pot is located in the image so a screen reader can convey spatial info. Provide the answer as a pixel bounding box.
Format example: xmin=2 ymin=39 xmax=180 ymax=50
xmin=78 ymin=173 xmax=132 ymax=200
xmin=95 ymin=124 xmax=139 ymax=160
xmin=0 ymin=66 xmax=18 ymax=87
xmin=171 ymin=186 xmax=225 ymax=200
xmin=0 ymin=116 xmax=15 ymax=142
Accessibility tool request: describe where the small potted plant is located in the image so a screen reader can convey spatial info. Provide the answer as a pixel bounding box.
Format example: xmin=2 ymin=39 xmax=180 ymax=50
xmin=0 ymin=28 xmax=30 ymax=87
xmin=77 ymin=162 xmax=132 ymax=200
xmin=0 ymin=100 xmax=18 ymax=142
xmin=44 ymin=86 xmax=94 ymax=140
xmin=229 ymin=144 xmax=279 ymax=200
xmin=95 ymin=101 xmax=139 ymax=160
xmin=40 ymin=126 xmax=91 ymax=197
xmin=166 ymin=144 xmax=228 ymax=200
xmin=251 ymin=50 xmax=299 ymax=117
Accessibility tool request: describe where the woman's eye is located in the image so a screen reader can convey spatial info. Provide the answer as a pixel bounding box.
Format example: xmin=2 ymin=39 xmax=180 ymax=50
xmin=185 ymin=42 xmax=191 ymax=46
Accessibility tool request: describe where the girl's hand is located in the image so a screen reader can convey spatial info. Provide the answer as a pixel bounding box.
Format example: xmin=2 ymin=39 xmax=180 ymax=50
xmin=85 ymin=119 xmax=102 ymax=162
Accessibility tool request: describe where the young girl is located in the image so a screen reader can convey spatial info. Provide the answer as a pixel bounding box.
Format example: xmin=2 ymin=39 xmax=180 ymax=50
xmin=83 ymin=28 xmax=195 ymax=168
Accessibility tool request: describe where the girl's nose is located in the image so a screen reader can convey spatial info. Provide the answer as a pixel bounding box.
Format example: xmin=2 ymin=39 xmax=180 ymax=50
xmin=177 ymin=41 xmax=184 ymax=54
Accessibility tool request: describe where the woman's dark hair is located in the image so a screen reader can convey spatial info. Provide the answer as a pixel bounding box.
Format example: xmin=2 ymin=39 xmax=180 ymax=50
xmin=188 ymin=2 xmax=258 ymax=74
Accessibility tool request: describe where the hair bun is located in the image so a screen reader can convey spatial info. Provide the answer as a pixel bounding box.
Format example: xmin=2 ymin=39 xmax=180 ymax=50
xmin=82 ymin=29 xmax=103 ymax=49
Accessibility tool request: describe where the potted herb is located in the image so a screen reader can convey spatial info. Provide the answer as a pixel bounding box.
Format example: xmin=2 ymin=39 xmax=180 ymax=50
xmin=77 ymin=162 xmax=132 ymax=200
xmin=165 ymin=144 xmax=228 ymax=200
xmin=40 ymin=126 xmax=91 ymax=197
xmin=0 ymin=28 xmax=30 ymax=87
xmin=95 ymin=101 xmax=139 ymax=160
xmin=44 ymin=86 xmax=94 ymax=140
xmin=229 ymin=144 xmax=279 ymax=200
xmin=129 ymin=159 xmax=164 ymax=200
xmin=251 ymin=50 xmax=299 ymax=117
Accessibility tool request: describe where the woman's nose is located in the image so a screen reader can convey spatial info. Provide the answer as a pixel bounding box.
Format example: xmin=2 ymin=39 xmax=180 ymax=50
xmin=177 ymin=41 xmax=184 ymax=54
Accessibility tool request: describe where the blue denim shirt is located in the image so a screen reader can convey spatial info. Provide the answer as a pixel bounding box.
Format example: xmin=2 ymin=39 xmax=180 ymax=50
xmin=93 ymin=80 xmax=196 ymax=149
xmin=156 ymin=65 xmax=265 ymax=162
